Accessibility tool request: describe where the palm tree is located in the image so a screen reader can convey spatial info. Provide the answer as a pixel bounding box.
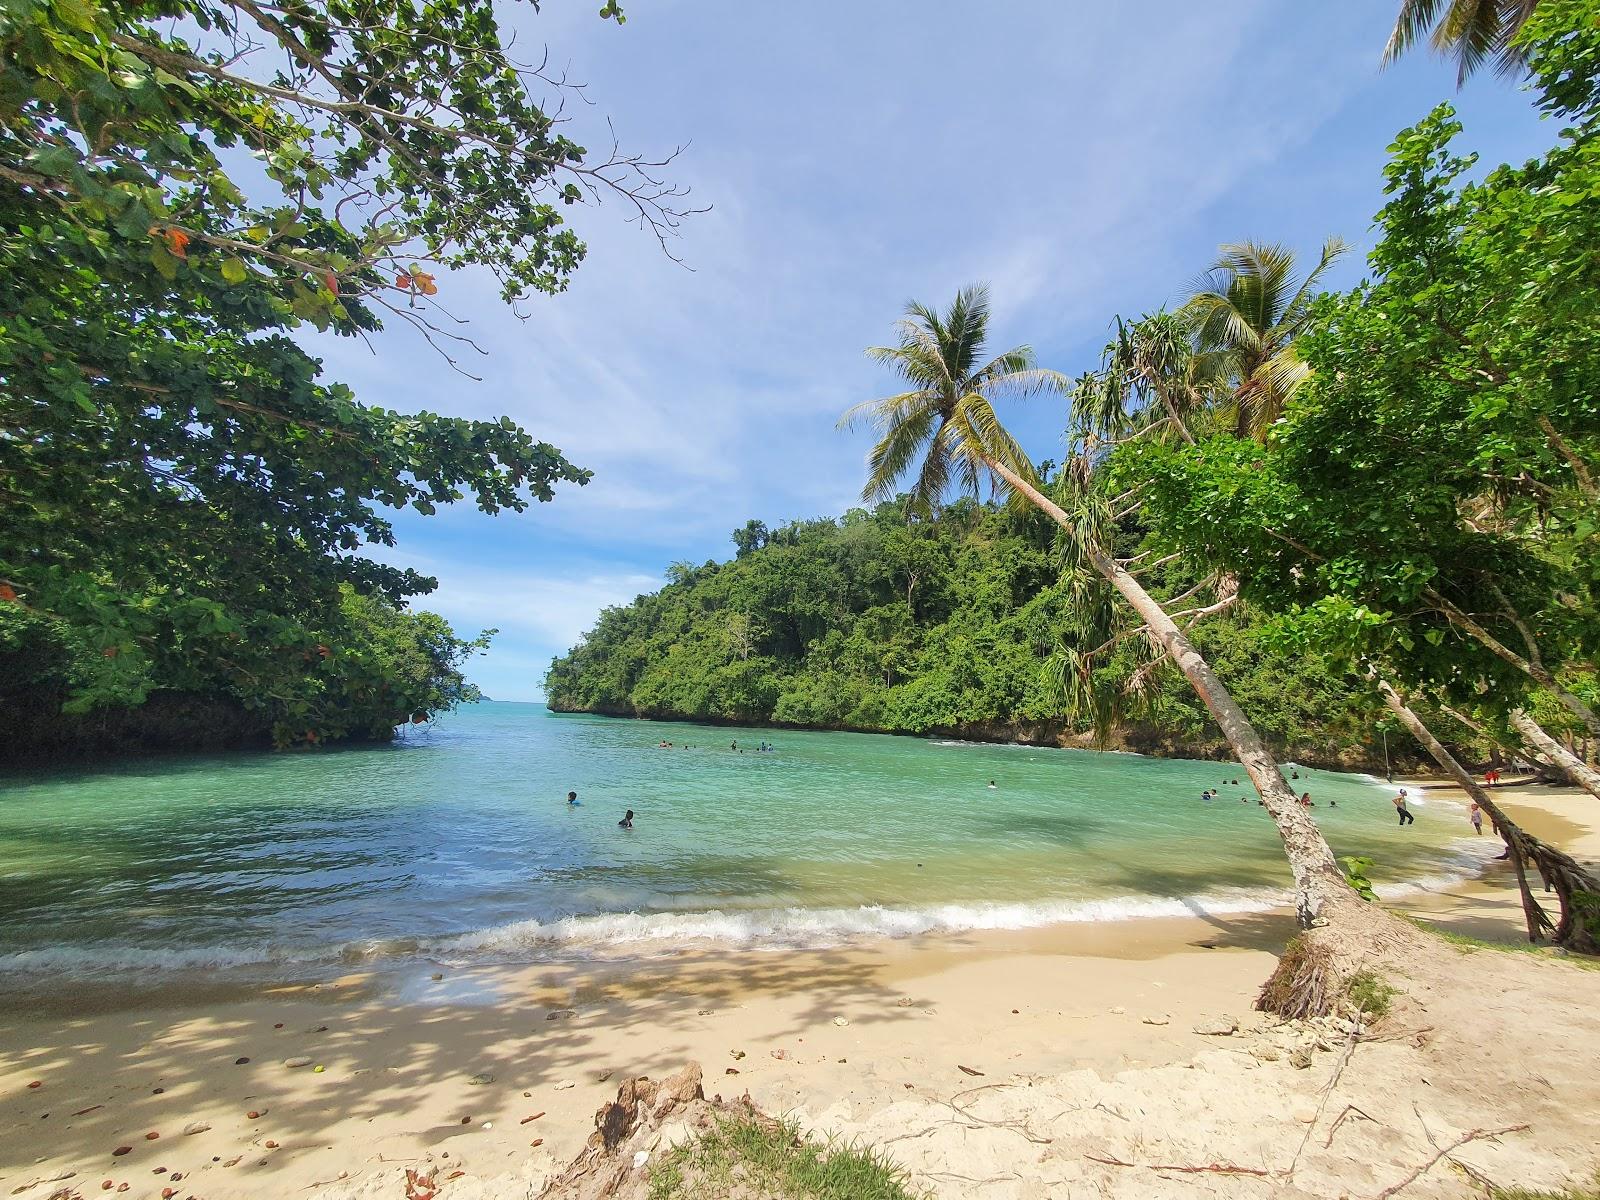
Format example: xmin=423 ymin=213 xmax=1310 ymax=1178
xmin=841 ymin=286 xmax=1369 ymax=971
xmin=1183 ymin=238 xmax=1346 ymax=440
xmin=1383 ymin=0 xmax=1541 ymax=82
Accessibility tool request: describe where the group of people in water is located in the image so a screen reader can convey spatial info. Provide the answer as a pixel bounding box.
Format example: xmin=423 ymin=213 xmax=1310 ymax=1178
xmin=652 ymin=738 xmax=778 ymax=754
xmin=566 ymin=789 xmax=634 ymax=829
xmin=1189 ymin=772 xmax=1480 ymax=835
xmin=581 ymin=746 xmax=1494 ymax=838
xmin=569 ymin=737 xmax=787 ymax=829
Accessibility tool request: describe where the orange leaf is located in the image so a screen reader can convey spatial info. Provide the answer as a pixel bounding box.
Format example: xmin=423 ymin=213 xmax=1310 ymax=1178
xmin=412 ymin=270 xmax=437 ymax=296
xmin=324 ymin=272 xmax=339 ymax=295
xmin=163 ymin=228 xmax=190 ymax=258
xmin=0 ymin=584 xmax=16 ymax=602
xmin=102 ymin=646 xmax=119 ymax=659
xmin=395 ymin=272 xmax=413 ymax=290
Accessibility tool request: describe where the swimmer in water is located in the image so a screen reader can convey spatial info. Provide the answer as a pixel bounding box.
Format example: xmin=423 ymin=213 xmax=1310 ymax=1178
xmin=618 ymin=809 xmax=634 ymax=829
xmin=567 ymin=790 xmax=580 ymax=806
xmin=987 ymin=780 xmax=997 ymax=789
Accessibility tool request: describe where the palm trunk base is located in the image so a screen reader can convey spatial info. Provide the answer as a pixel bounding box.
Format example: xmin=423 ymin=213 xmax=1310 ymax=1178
xmin=1256 ymin=889 xmax=1420 ymax=1019
xmin=1507 ymin=829 xmax=1600 ymax=953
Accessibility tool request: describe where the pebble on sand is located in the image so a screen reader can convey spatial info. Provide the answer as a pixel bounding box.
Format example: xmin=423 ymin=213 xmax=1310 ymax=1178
xmin=111 ymin=1148 xmax=131 ymax=1158
xmin=467 ymin=1073 xmax=494 ymax=1086
xmin=832 ymin=1016 xmax=849 ymax=1027
xmin=284 ymin=1057 xmax=313 ymax=1068
xmin=554 ymin=1080 xmax=575 ymax=1090
xmin=1142 ymin=1015 xmax=1170 ymax=1026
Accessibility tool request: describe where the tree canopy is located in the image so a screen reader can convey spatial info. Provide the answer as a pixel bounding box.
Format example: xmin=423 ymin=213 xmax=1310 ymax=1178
xmin=1 ymin=0 xmax=683 ymax=751
xmin=1114 ymin=0 xmax=1600 ymax=744
xmin=545 ymin=499 xmax=1393 ymax=768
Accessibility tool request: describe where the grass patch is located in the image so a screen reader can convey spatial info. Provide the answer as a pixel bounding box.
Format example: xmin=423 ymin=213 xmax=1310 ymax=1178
xmin=1491 ymin=1177 xmax=1600 ymax=1200
xmin=1344 ymin=969 xmax=1398 ymax=1019
xmin=647 ymin=1111 xmax=924 ymax=1200
xmin=1407 ymin=916 xmax=1600 ymax=969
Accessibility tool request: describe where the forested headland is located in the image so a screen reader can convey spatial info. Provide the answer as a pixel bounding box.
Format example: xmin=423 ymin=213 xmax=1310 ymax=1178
xmin=544 ymin=500 xmax=1408 ymax=770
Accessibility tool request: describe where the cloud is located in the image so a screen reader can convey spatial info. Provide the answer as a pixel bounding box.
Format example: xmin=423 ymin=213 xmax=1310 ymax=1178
xmin=302 ymin=0 xmax=1557 ymax=696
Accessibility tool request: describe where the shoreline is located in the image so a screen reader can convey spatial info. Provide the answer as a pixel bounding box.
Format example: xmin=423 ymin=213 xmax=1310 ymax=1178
xmin=3 ymin=780 xmax=1595 ymax=1197
xmin=544 ymin=703 xmax=1418 ymax=775
xmin=0 ymin=776 xmax=1581 ymax=1000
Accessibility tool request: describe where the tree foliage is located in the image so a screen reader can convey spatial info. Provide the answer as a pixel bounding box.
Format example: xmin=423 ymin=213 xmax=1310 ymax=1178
xmin=0 ymin=0 xmax=682 ymax=753
xmin=545 ymin=499 xmax=1389 ymax=765
xmin=1115 ymin=1 xmax=1600 ymax=734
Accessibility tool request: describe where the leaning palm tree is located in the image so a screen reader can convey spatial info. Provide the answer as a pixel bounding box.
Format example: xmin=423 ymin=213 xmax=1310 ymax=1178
xmin=1383 ymin=0 xmax=1541 ymax=83
xmin=1183 ymin=238 xmax=1346 ymax=440
xmin=841 ymin=287 xmax=1390 ymax=1009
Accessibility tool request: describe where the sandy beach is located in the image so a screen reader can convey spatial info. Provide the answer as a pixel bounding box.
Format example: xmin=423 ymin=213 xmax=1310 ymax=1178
xmin=3 ymin=778 xmax=1598 ymax=1199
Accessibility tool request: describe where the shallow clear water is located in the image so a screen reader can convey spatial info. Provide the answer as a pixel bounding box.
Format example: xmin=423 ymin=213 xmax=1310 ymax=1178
xmin=0 ymin=703 xmax=1486 ymax=978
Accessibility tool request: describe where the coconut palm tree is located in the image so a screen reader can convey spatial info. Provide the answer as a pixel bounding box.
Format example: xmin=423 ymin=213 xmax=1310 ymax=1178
xmin=841 ymin=286 xmax=1366 ymax=959
xmin=1383 ymin=0 xmax=1541 ymax=82
xmin=1183 ymin=238 xmax=1347 ymax=440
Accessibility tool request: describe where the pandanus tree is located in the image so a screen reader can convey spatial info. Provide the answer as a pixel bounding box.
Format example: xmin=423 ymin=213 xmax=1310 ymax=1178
xmin=1383 ymin=0 xmax=1542 ymax=82
xmin=841 ymin=286 xmax=1394 ymax=1013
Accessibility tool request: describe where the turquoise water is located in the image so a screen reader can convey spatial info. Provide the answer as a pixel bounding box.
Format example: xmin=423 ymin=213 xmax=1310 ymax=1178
xmin=0 ymin=703 xmax=1487 ymax=979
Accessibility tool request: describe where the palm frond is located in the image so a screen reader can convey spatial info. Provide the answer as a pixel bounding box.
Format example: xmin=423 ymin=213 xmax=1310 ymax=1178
xmin=950 ymin=392 xmax=1035 ymax=490
xmin=1184 ymin=291 xmax=1263 ymax=358
xmin=906 ymin=423 xmax=954 ymax=516
xmin=1383 ymin=0 xmax=1449 ymax=64
xmin=862 ymin=402 xmax=938 ymax=504
xmin=1275 ymin=236 xmax=1348 ymax=334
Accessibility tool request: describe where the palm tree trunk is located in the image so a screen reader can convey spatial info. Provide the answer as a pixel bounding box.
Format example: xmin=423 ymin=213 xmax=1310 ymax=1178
xmin=1376 ymin=679 xmax=1549 ymax=942
xmin=1378 ymin=679 xmax=1600 ymax=952
xmin=983 ymin=456 xmax=1354 ymax=926
xmin=1510 ymin=709 xmax=1600 ymax=800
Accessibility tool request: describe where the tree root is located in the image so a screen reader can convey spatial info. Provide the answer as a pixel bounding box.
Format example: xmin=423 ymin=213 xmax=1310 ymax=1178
xmin=1502 ymin=826 xmax=1600 ymax=953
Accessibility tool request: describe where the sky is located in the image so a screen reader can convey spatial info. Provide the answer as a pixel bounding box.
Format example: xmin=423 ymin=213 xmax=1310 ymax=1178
xmin=317 ymin=0 xmax=1559 ymax=702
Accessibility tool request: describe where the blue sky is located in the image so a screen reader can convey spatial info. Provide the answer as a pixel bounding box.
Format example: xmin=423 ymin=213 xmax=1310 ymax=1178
xmin=323 ymin=1 xmax=1557 ymax=702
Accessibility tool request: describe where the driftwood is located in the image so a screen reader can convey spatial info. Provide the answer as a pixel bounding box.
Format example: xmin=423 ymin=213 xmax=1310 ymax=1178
xmin=1084 ymin=1151 xmax=1272 ymax=1177
xmin=534 ymin=1063 xmax=711 ymax=1200
xmin=1373 ymin=1123 xmax=1531 ymax=1199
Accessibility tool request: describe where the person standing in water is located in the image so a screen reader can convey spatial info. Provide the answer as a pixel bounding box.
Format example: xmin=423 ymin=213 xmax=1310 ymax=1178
xmin=618 ymin=809 xmax=634 ymax=829
xmin=1469 ymin=800 xmax=1484 ymax=835
xmin=1394 ymin=789 xmax=1415 ymax=826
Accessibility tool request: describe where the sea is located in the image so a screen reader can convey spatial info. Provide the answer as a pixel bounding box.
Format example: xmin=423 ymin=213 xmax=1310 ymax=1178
xmin=0 ymin=702 xmax=1491 ymax=982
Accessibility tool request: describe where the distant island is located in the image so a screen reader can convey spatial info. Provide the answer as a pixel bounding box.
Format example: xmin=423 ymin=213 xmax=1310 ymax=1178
xmin=545 ymin=498 xmax=1404 ymax=772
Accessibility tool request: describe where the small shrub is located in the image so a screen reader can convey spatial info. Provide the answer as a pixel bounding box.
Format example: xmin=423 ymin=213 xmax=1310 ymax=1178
xmin=648 ymin=1112 xmax=924 ymax=1200
xmin=1340 ymin=855 xmax=1378 ymax=902
xmin=1345 ymin=970 xmax=1398 ymax=1019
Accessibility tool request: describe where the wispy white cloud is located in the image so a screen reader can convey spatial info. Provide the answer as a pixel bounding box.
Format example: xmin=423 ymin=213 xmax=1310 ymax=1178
xmin=310 ymin=0 xmax=1555 ymax=693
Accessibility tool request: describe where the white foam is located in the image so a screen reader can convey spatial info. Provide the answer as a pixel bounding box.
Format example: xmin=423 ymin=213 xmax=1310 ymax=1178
xmin=421 ymin=889 xmax=1291 ymax=964
xmin=0 ymin=840 xmax=1505 ymax=977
